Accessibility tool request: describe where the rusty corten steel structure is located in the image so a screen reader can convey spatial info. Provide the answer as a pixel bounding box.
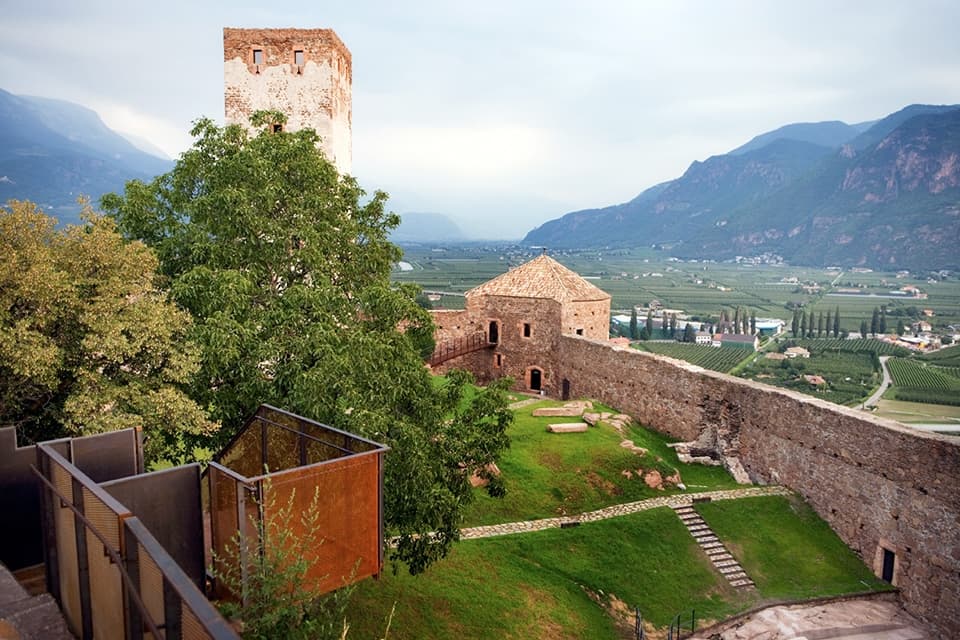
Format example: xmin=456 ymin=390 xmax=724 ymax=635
xmin=208 ymin=404 xmax=389 ymax=599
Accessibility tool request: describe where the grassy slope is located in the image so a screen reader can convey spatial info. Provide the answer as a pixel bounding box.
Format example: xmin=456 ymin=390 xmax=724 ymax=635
xmin=696 ymin=495 xmax=891 ymax=599
xmin=348 ymin=392 xmax=891 ymax=639
xmin=349 ymin=508 xmax=736 ymax=639
xmin=463 ymin=400 xmax=739 ymax=526
xmin=351 ymin=497 xmax=889 ymax=638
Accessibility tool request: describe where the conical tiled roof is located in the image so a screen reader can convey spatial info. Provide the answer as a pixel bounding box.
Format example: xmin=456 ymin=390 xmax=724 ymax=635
xmin=466 ymin=254 xmax=611 ymax=303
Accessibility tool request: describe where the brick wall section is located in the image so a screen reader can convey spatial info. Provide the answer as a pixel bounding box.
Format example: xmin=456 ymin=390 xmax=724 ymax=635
xmin=556 ymin=335 xmax=960 ymax=636
xmin=223 ymin=28 xmax=352 ymax=174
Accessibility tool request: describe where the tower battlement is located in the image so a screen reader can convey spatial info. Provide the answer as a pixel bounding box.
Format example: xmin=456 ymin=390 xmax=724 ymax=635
xmin=223 ymin=27 xmax=352 ymax=174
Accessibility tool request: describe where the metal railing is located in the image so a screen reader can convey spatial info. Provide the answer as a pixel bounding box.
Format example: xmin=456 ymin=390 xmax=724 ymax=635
xmin=634 ymin=607 xmax=646 ymax=640
xmin=35 ymin=443 xmax=238 ymax=640
xmin=31 ymin=466 xmax=164 ymax=640
xmin=668 ymin=609 xmax=696 ymax=640
xmin=429 ymin=331 xmax=492 ymax=366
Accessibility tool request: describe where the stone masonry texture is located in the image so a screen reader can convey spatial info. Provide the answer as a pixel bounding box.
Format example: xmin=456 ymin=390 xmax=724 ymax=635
xmin=555 ymin=335 xmax=960 ymax=637
xmin=223 ymin=28 xmax=352 ymax=174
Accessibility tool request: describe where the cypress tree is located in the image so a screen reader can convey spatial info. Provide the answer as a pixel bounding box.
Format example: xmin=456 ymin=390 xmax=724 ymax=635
xmin=630 ymin=308 xmax=638 ymax=340
xmin=871 ymin=307 xmax=880 ymax=336
xmin=879 ymin=307 xmax=887 ymax=334
xmin=801 ymin=311 xmax=808 ymax=337
xmin=817 ymin=311 xmax=824 ymax=338
xmin=792 ymin=310 xmax=800 ymax=337
xmin=825 ymin=309 xmax=832 ymax=339
xmin=834 ymin=306 xmax=840 ymax=337
xmin=860 ymin=319 xmax=869 ymax=338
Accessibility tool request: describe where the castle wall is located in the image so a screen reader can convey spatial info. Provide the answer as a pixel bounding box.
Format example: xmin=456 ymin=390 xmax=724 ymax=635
xmin=430 ymin=309 xmax=479 ymax=344
xmin=556 ymin=335 xmax=960 ymax=636
xmin=224 ymin=28 xmax=352 ymax=174
xmin=561 ymin=299 xmax=610 ymax=340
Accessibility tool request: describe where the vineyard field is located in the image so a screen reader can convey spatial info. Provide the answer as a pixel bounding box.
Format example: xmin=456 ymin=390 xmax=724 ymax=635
xmin=738 ymin=351 xmax=878 ymax=406
xmin=917 ymin=345 xmax=960 ymax=367
xmin=788 ymin=339 xmax=910 ymax=357
xmin=887 ymin=358 xmax=960 ymax=392
xmin=632 ymin=343 xmax=750 ymax=372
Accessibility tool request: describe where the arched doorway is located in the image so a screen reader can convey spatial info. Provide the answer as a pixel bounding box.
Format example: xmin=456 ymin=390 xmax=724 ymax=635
xmin=489 ymin=321 xmax=499 ymax=344
xmin=529 ymin=367 xmax=542 ymax=391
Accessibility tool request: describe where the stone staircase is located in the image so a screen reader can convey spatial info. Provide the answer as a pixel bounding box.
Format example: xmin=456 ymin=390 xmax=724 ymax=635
xmin=0 ymin=564 xmax=73 ymax=640
xmin=673 ymin=504 xmax=755 ymax=590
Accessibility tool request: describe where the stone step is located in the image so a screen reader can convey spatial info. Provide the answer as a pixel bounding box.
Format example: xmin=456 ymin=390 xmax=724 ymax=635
xmin=673 ymin=507 xmax=695 ymax=515
xmin=702 ymin=541 xmax=725 ymax=550
xmin=2 ymin=593 xmax=74 ymax=640
xmin=687 ymin=525 xmax=711 ymax=533
xmin=725 ymin=571 xmax=748 ymax=581
xmin=719 ymin=565 xmax=744 ymax=575
xmin=679 ymin=515 xmax=702 ymax=524
xmin=693 ymin=534 xmax=718 ymax=543
xmin=730 ymin=578 xmax=755 ymax=589
xmin=714 ymin=559 xmax=738 ymax=568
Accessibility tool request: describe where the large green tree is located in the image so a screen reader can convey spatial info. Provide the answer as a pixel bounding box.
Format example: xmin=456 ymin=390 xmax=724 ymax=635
xmin=102 ymin=113 xmax=511 ymax=573
xmin=0 ymin=200 xmax=215 ymax=460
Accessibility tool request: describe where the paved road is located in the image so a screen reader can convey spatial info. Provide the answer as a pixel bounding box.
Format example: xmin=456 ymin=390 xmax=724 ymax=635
xmin=864 ymin=355 xmax=892 ymax=408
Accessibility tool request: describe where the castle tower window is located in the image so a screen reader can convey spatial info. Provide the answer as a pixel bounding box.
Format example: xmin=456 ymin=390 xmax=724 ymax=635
xmin=489 ymin=321 xmax=499 ymax=344
xmin=576 ymin=328 xmax=584 ymax=335
xmin=252 ymin=49 xmax=264 ymax=65
xmin=272 ymin=123 xmax=283 ymax=133
xmin=523 ymin=323 xmax=531 ymax=338
xmin=294 ymin=50 xmax=305 ymax=66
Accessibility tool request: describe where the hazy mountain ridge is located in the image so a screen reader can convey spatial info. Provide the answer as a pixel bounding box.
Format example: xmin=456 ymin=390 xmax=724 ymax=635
xmin=524 ymin=104 xmax=960 ymax=270
xmin=390 ymin=211 xmax=465 ymax=243
xmin=0 ymin=89 xmax=171 ymax=223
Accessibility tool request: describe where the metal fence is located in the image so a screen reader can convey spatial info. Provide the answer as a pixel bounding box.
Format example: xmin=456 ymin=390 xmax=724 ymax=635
xmin=667 ymin=609 xmax=696 ymax=640
xmin=429 ymin=331 xmax=491 ymax=366
xmin=35 ymin=442 xmax=237 ymax=640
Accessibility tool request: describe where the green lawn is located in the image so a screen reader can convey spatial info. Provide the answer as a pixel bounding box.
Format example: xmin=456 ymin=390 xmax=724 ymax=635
xmin=695 ymin=495 xmax=891 ymax=599
xmin=350 ymin=497 xmax=889 ymax=639
xmin=462 ymin=399 xmax=739 ymax=526
xmin=349 ymin=508 xmax=739 ymax=639
xmin=347 ymin=392 xmax=891 ymax=639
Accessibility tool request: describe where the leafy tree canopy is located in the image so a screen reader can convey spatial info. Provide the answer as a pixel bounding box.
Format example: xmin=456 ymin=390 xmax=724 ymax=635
xmin=102 ymin=113 xmax=511 ymax=573
xmin=0 ymin=200 xmax=215 ymax=461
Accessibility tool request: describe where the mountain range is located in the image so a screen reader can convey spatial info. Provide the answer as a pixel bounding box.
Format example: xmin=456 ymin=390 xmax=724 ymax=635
xmin=0 ymin=89 xmax=171 ymax=224
xmin=524 ymin=104 xmax=960 ymax=270
xmin=389 ymin=211 xmax=465 ymax=244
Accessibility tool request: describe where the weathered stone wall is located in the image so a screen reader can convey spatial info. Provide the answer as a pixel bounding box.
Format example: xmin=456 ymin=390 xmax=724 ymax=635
xmin=433 ymin=296 xmax=564 ymax=393
xmin=561 ymin=299 xmax=610 ymax=340
xmin=224 ymin=28 xmax=352 ymax=174
xmin=430 ymin=309 xmax=478 ymax=344
xmin=556 ymin=335 xmax=960 ymax=637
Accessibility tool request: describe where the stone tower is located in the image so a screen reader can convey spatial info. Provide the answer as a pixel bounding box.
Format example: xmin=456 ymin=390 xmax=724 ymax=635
xmin=223 ymin=28 xmax=352 ymax=174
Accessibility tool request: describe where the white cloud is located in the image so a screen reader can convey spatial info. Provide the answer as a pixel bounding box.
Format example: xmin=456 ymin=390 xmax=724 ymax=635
xmin=90 ymin=102 xmax=193 ymax=159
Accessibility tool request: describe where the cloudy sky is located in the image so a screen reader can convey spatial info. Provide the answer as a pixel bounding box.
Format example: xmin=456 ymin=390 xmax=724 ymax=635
xmin=3 ymin=1 xmax=960 ymax=238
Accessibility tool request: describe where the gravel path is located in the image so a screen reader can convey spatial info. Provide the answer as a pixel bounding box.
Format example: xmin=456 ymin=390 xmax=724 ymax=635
xmin=460 ymin=485 xmax=791 ymax=540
